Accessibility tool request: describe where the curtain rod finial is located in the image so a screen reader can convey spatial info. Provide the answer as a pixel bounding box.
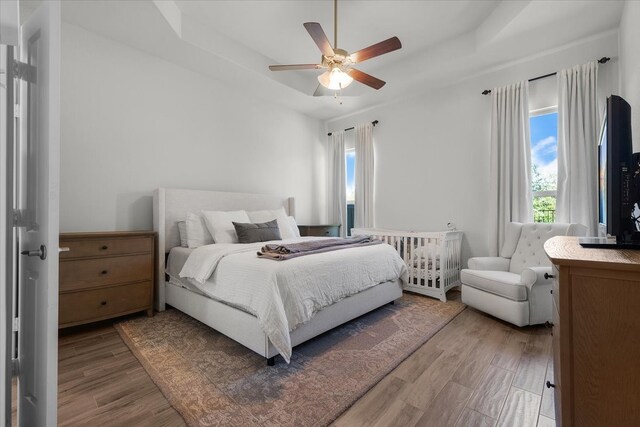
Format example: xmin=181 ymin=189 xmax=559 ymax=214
xmin=598 ymin=57 xmax=611 ymax=64
xmin=482 ymin=89 xmax=492 ymax=95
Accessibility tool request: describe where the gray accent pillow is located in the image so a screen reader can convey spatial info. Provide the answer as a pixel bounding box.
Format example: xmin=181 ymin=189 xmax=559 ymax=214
xmin=232 ymin=219 xmax=282 ymax=243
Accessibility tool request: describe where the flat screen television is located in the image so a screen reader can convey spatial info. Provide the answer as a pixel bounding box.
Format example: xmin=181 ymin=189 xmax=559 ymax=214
xmin=597 ymin=95 xmax=633 ymax=243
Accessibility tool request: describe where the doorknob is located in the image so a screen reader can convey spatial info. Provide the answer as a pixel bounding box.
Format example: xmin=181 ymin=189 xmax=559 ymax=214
xmin=21 ymin=244 xmax=47 ymax=260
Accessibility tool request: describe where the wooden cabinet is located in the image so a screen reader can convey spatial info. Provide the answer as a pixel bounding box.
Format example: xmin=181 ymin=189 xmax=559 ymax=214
xmin=59 ymin=231 xmax=156 ymax=328
xmin=297 ymin=224 xmax=341 ymax=237
xmin=545 ymin=237 xmax=640 ymax=427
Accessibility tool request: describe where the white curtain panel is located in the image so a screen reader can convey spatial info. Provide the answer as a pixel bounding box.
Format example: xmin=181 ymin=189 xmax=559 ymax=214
xmin=489 ymin=81 xmax=533 ymax=256
xmin=355 ymin=123 xmax=374 ymax=229
xmin=556 ymin=61 xmax=599 ymax=236
xmin=328 ymin=131 xmax=347 ymax=237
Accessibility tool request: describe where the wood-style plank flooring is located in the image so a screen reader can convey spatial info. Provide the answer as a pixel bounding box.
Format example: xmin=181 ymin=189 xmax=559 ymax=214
xmin=334 ymin=301 xmax=555 ymax=427
xmin=14 ymin=292 xmax=556 ymax=426
xmin=57 ymin=322 xmax=185 ymax=426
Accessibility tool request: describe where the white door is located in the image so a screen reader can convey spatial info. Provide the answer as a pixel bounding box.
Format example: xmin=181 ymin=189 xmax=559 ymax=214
xmin=2 ymin=1 xmax=60 ymax=425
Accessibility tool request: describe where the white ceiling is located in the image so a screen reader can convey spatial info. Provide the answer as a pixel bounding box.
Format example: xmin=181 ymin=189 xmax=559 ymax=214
xmin=53 ymin=0 xmax=624 ymax=120
xmin=176 ymin=1 xmax=500 ymax=68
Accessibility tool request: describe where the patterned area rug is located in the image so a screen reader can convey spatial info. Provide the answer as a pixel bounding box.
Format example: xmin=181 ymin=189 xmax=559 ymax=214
xmin=115 ymin=293 xmax=465 ymax=427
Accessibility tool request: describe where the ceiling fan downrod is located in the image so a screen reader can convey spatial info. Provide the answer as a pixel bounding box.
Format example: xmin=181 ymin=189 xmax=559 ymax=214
xmin=334 ymin=0 xmax=338 ymax=49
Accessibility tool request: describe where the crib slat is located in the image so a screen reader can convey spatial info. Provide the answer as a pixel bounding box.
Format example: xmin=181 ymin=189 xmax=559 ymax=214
xmin=418 ymin=237 xmax=424 ymax=287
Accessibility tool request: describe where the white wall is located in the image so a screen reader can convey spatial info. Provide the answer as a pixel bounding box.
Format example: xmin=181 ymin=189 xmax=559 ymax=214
xmin=328 ymin=32 xmax=619 ymax=264
xmin=619 ymin=0 xmax=640 ymax=152
xmin=60 ymin=23 xmax=326 ymax=232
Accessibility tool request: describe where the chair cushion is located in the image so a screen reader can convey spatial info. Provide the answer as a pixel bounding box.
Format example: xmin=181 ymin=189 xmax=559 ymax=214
xmin=509 ymin=223 xmax=571 ymax=274
xmin=460 ymin=269 xmax=527 ymax=301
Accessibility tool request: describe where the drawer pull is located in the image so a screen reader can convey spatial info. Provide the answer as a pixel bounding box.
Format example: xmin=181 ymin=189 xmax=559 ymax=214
xmin=101 ymin=245 xmax=108 ymax=250
xmin=545 ymin=321 xmax=554 ymax=328
xmin=544 ymin=273 xmax=555 ymax=280
xmin=100 ymin=270 xmax=108 ymax=275
xmin=550 ymin=290 xmax=553 ymax=295
xmin=100 ymin=301 xmax=107 ymax=306
xmin=546 ymin=381 xmax=555 ymax=389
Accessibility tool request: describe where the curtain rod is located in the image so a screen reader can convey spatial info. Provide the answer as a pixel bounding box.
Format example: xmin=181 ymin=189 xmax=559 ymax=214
xmin=327 ymin=120 xmax=378 ymax=136
xmin=481 ymin=57 xmax=611 ymax=95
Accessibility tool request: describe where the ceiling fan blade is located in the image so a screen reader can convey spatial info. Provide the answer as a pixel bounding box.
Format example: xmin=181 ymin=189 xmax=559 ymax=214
xmin=269 ymin=64 xmax=323 ymax=71
xmin=347 ymin=68 xmax=386 ymax=90
xmin=350 ymin=36 xmax=402 ymax=63
xmin=303 ymin=22 xmax=335 ymax=57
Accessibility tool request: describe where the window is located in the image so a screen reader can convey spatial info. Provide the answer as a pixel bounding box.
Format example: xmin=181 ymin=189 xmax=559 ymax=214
xmin=346 ymin=149 xmax=355 ymax=235
xmin=530 ymin=107 xmax=558 ymax=223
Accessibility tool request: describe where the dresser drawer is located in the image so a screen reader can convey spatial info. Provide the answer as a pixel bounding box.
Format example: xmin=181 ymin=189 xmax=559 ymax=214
xmin=59 ymin=282 xmax=152 ymax=327
xmin=552 ymin=300 xmax=561 ymax=425
xmin=60 ymin=254 xmax=153 ymax=292
xmin=60 ymin=236 xmax=153 ymax=260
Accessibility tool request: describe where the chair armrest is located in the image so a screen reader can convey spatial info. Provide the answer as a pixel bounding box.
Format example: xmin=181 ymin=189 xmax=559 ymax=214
xmin=520 ymin=266 xmax=553 ymax=289
xmin=467 ymin=257 xmax=510 ymax=271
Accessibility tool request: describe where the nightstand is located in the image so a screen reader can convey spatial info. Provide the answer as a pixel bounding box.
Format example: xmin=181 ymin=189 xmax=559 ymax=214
xmin=297 ymin=224 xmax=341 ymax=237
xmin=59 ymin=231 xmax=156 ymax=328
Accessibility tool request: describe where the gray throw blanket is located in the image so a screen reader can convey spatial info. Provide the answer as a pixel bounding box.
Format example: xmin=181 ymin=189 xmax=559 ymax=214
xmin=258 ymin=235 xmax=382 ymax=260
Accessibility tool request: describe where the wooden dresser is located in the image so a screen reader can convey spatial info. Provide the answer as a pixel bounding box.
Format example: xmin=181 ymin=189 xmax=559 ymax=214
xmin=297 ymin=224 xmax=341 ymax=237
xmin=544 ymin=237 xmax=640 ymax=427
xmin=59 ymin=231 xmax=156 ymax=328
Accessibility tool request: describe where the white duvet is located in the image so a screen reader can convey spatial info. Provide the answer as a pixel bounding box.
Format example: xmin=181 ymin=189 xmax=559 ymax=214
xmin=179 ymin=238 xmax=407 ymax=362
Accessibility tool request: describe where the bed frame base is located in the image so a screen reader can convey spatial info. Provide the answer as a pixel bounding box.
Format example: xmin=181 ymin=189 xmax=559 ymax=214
xmin=165 ymin=279 xmax=403 ymax=362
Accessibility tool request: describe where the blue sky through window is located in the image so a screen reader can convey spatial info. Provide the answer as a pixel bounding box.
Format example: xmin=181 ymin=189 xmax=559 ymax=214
xmin=346 ymin=150 xmax=355 ymax=202
xmin=530 ymin=112 xmax=558 ymax=186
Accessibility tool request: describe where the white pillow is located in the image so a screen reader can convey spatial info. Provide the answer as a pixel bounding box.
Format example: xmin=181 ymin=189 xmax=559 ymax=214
xmin=177 ymin=221 xmax=188 ymax=247
xmin=287 ymin=216 xmax=301 ymax=238
xmin=247 ymin=208 xmax=296 ymax=239
xmin=201 ymin=210 xmax=250 ymax=243
xmin=185 ymin=212 xmax=214 ymax=248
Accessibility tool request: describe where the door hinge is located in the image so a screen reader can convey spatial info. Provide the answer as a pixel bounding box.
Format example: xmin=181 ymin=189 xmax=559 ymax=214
xmin=14 ymin=103 xmax=20 ymax=118
xmin=11 ymin=359 xmax=19 ymax=376
xmin=13 ymin=60 xmax=36 ymax=83
xmin=12 ymin=317 xmax=19 ymax=333
xmin=13 ymin=209 xmax=28 ymax=227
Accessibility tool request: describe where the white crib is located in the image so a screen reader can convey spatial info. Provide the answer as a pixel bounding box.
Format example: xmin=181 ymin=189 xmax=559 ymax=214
xmin=352 ymin=228 xmax=463 ymax=302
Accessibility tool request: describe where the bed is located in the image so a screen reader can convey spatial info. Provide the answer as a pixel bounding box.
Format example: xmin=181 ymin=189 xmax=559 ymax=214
xmin=153 ymin=188 xmax=405 ymax=365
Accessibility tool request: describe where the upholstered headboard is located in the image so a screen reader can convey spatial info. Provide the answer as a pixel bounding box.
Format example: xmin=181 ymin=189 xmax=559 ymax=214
xmin=152 ymin=188 xmax=295 ymax=310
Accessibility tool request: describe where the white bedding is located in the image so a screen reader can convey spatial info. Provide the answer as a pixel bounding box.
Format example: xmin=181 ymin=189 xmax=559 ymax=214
xmin=166 ymin=247 xmax=204 ymax=295
xmin=179 ymin=237 xmax=408 ymax=362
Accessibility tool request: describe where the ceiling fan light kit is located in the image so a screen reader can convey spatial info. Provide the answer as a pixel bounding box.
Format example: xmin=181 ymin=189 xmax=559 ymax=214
xmin=268 ymin=0 xmax=402 ymax=96
xmin=318 ymin=66 xmax=353 ymax=90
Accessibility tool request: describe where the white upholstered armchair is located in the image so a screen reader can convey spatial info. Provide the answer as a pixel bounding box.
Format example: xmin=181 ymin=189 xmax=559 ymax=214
xmin=461 ymin=222 xmax=587 ymax=327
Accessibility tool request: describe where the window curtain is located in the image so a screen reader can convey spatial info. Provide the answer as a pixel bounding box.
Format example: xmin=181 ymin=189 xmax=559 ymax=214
xmin=489 ymin=81 xmax=533 ymax=256
xmin=556 ymin=61 xmax=599 ymax=235
xmin=355 ymin=123 xmax=374 ymax=229
xmin=328 ymin=131 xmax=347 ymax=237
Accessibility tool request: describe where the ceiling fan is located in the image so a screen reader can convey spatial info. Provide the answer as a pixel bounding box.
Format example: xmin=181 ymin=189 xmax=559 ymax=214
xmin=268 ymin=0 xmax=402 ymax=96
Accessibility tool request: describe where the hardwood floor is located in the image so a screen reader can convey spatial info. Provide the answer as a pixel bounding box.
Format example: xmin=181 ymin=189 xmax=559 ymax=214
xmin=57 ymin=322 xmax=185 ymax=426
xmin=13 ymin=293 xmax=555 ymax=426
xmin=334 ymin=305 xmax=554 ymax=427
